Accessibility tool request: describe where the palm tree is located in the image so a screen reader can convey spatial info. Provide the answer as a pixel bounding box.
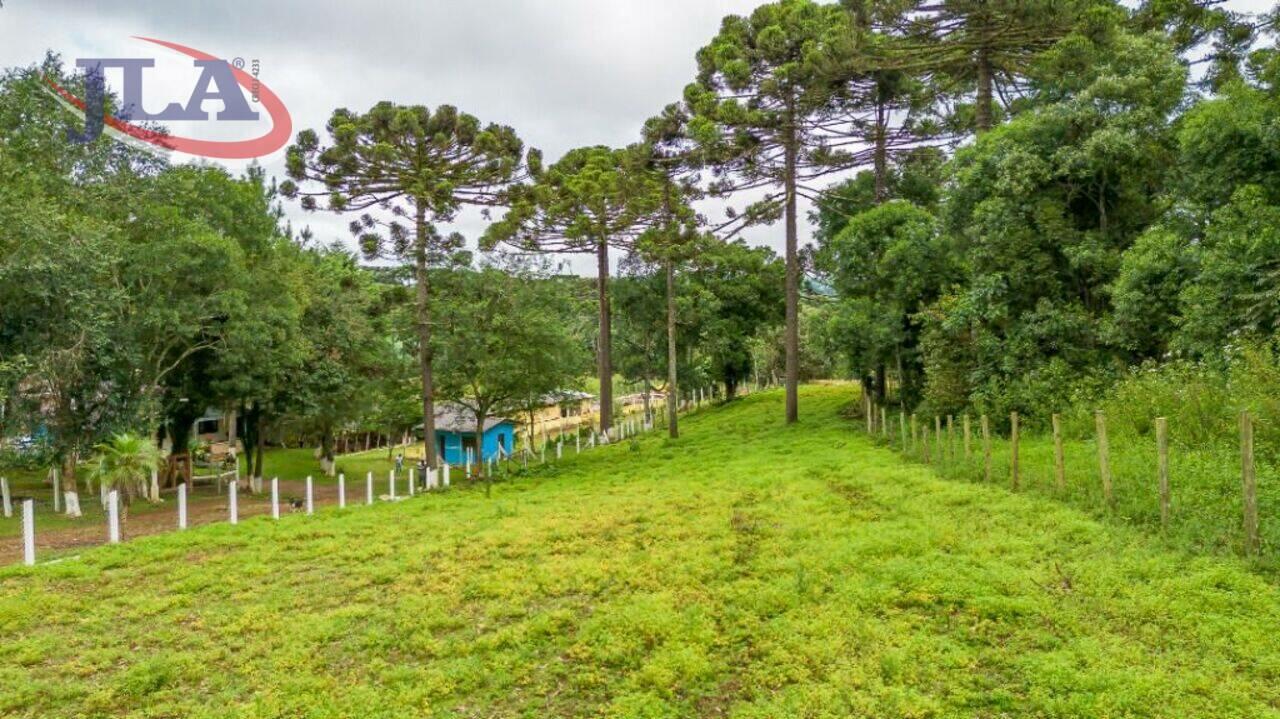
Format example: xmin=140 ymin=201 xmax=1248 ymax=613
xmin=89 ymin=433 xmax=163 ymax=517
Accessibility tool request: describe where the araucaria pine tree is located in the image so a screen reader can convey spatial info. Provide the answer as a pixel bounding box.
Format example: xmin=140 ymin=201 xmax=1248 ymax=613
xmin=282 ymin=103 xmax=528 ymax=466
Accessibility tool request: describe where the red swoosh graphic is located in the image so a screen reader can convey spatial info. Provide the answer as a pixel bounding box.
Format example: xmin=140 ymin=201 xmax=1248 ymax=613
xmin=44 ymin=36 xmax=292 ymax=160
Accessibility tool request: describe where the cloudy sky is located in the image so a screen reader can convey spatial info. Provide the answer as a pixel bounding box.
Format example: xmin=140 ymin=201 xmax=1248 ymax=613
xmin=0 ymin=0 xmax=1273 ymax=274
xmin=0 ymin=0 xmax=776 ymax=273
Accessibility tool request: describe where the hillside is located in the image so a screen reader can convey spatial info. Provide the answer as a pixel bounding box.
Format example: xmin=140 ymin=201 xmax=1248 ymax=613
xmin=3 ymin=385 xmax=1280 ymax=718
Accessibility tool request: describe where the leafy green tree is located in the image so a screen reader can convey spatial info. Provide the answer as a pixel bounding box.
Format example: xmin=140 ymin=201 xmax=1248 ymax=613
xmin=817 ymin=200 xmax=956 ymax=406
xmin=433 ymin=260 xmax=589 ymax=482
xmin=683 ymin=0 xmax=852 ymax=423
xmin=483 ymin=145 xmax=669 ymax=435
xmin=283 ymin=103 xmax=528 ymax=467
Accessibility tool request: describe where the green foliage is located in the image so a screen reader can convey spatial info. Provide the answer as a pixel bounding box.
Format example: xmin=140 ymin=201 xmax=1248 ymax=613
xmin=88 ymin=433 xmax=163 ymax=505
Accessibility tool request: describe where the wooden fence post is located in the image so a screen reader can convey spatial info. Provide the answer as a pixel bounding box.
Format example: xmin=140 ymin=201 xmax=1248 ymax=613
xmin=947 ymin=415 xmax=955 ymax=462
xmin=271 ymin=478 xmax=280 ymax=519
xmin=899 ymin=412 xmax=907 ymax=450
xmin=922 ymin=425 xmax=932 ymax=464
xmin=934 ymin=417 xmax=942 ymax=464
xmin=52 ymin=468 xmax=61 ymax=513
xmin=178 ymin=483 xmax=187 ymax=530
xmin=1096 ymin=410 xmax=1113 ymax=507
xmin=1 ymin=476 xmax=10 ymax=518
xmin=21 ymin=499 xmax=35 ymax=566
xmin=1156 ymin=417 xmax=1170 ymax=530
xmin=1242 ymin=411 xmax=1259 ymax=555
xmin=865 ymin=394 xmax=873 ymax=434
xmin=910 ymin=414 xmax=918 ymax=454
xmin=963 ymin=415 xmax=971 ymax=459
xmin=881 ymin=406 xmax=888 ymax=439
xmin=981 ymin=415 xmax=992 ymax=483
xmin=1052 ymin=414 xmax=1066 ymax=491
xmin=1010 ymin=412 xmax=1020 ymax=491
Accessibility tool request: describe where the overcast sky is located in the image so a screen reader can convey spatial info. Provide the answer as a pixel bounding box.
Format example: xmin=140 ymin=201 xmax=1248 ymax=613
xmin=0 ymin=0 xmax=776 ymax=274
xmin=0 ymin=0 xmax=1274 ymax=275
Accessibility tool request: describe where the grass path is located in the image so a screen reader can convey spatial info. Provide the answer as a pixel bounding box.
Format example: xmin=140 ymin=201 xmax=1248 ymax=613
xmin=2 ymin=386 xmax=1280 ymax=717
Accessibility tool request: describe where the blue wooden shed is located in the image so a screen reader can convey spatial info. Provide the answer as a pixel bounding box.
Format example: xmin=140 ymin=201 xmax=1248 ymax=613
xmin=426 ymin=403 xmax=516 ymax=465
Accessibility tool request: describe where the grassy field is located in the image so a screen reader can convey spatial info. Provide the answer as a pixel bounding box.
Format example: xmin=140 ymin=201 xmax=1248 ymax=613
xmin=3 ymin=385 xmax=1280 ymax=717
xmin=871 ymin=411 xmax=1280 ymax=569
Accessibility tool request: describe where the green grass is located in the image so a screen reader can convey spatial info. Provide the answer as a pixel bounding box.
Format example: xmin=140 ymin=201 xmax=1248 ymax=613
xmin=875 ymin=412 xmax=1280 ymax=570
xmin=4 ymin=386 xmax=1280 ymax=717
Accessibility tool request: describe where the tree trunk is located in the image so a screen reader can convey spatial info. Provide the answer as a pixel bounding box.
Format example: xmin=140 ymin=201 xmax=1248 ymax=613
xmin=875 ymin=364 xmax=887 ymax=404
xmin=783 ymin=113 xmax=800 ymax=424
xmin=415 ymin=204 xmax=438 ymax=468
xmin=976 ymin=46 xmax=994 ymax=133
xmin=666 ymin=258 xmax=679 ymax=439
xmin=873 ymin=90 xmax=889 ymax=203
xmin=61 ymin=451 xmax=82 ymax=518
xmin=596 ymin=238 xmax=614 ymax=436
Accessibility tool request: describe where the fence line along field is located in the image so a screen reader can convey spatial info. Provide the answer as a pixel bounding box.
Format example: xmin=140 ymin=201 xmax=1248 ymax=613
xmin=4 ymin=386 xmax=1280 ymax=718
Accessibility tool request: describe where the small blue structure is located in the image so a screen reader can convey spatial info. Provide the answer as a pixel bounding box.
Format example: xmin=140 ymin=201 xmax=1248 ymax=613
xmin=427 ymin=403 xmax=516 ymax=465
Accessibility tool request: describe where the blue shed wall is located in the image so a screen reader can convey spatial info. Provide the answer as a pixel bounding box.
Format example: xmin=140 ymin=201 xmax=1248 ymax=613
xmin=438 ymin=422 xmax=514 ymax=465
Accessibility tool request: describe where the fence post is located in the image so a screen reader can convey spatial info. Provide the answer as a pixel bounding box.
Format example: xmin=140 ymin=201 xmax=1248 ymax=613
xmin=1 ymin=476 xmax=10 ymax=518
xmin=865 ymin=394 xmax=873 ymax=434
xmin=229 ymin=480 xmax=238 ymax=525
xmin=108 ymin=490 xmax=120 ymax=544
xmin=389 ymin=470 xmax=396 ymax=500
xmin=910 ymin=414 xmax=918 ymax=454
xmin=21 ymin=499 xmax=36 ymax=566
xmin=1052 ymin=413 xmax=1066 ymax=491
xmin=1242 ymin=411 xmax=1259 ymax=555
xmin=339 ymin=473 xmax=346 ymax=508
xmin=963 ymin=415 xmax=971 ymax=459
xmin=306 ymin=476 xmax=314 ymax=515
xmin=934 ymin=417 xmax=942 ymax=464
xmin=366 ymin=471 xmax=374 ymax=505
xmin=1010 ymin=412 xmax=1020 ymax=491
xmin=981 ymin=415 xmax=991 ymax=483
xmin=1156 ymin=417 xmax=1170 ymax=530
xmin=922 ymin=425 xmax=932 ymax=464
xmin=408 ymin=468 xmax=416 ymax=497
xmin=899 ymin=412 xmax=907 ymax=450
xmin=271 ymin=478 xmax=280 ymax=519
xmin=881 ymin=407 xmax=888 ymax=439
xmin=178 ymin=483 xmax=187 ymax=529
xmin=947 ymin=415 xmax=955 ymax=462
xmin=1096 ymin=410 xmax=1113 ymax=507
xmin=52 ymin=468 xmax=61 ymax=513
xmin=444 ymin=462 xmax=451 ymax=487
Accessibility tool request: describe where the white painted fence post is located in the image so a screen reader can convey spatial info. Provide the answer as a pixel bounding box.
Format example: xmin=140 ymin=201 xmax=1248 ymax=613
xmin=443 ymin=463 xmax=451 ymax=488
xmin=557 ymin=442 xmax=562 ymax=460
xmin=366 ymin=471 xmax=374 ymax=505
xmin=107 ymin=490 xmax=120 ymax=544
xmin=178 ymin=483 xmax=187 ymax=529
xmin=271 ymin=477 xmax=280 ymax=519
xmin=389 ymin=470 xmax=396 ymax=500
xmin=338 ymin=473 xmax=346 ymax=509
xmin=52 ymin=468 xmax=61 ymax=513
xmin=229 ymin=480 xmax=239 ymax=525
xmin=1 ymin=476 xmax=10 ymax=518
xmin=21 ymin=499 xmax=35 ymax=566
xmin=305 ymin=476 xmax=314 ymax=515
xmin=408 ymin=468 xmax=415 ymax=496
xmin=576 ymin=433 xmax=580 ymax=454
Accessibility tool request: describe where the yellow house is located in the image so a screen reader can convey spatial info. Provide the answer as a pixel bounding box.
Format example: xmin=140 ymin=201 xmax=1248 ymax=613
xmin=523 ymin=391 xmax=594 ymax=443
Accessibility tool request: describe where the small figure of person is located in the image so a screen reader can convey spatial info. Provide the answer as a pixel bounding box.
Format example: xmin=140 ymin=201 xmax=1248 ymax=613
xmin=395 ymin=453 xmax=405 ymax=474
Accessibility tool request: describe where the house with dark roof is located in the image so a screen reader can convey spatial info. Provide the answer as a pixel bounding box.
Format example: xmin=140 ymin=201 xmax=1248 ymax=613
xmin=421 ymin=403 xmax=516 ymax=465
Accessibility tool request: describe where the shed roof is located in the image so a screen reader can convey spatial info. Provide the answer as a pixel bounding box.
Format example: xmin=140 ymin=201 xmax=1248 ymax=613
xmin=423 ymin=403 xmax=515 ymax=434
